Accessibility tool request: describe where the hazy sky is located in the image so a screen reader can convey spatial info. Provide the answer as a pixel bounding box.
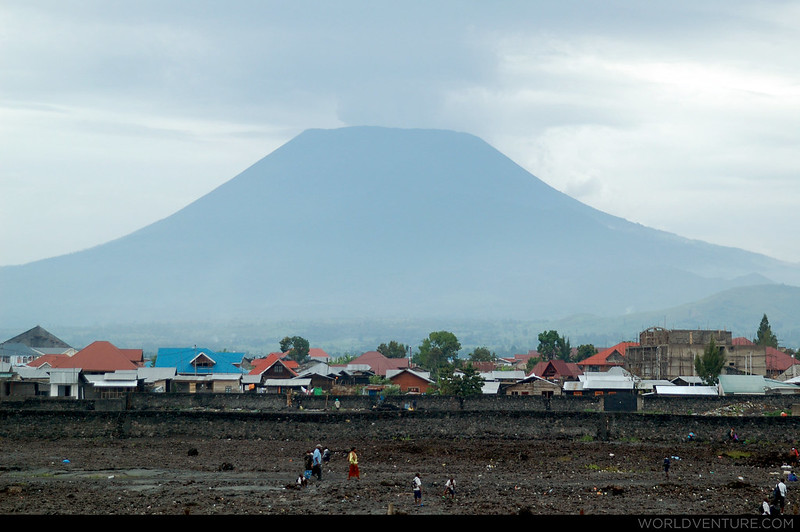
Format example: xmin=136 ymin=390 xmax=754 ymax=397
xmin=2 ymin=0 xmax=799 ymax=266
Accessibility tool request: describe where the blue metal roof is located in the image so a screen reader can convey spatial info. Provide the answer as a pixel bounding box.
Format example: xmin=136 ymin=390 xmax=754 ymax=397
xmin=155 ymin=347 xmax=246 ymax=375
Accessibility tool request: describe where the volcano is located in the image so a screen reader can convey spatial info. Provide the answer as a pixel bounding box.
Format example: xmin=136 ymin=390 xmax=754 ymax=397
xmin=2 ymin=126 xmax=799 ymax=328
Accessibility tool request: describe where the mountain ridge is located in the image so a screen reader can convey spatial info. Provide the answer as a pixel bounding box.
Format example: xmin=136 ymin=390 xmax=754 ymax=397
xmin=2 ymin=126 xmax=799 ymax=334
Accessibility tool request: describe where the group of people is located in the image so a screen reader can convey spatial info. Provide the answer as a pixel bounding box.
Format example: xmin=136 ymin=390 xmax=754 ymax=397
xmin=297 ymin=446 xmax=456 ymax=507
xmin=412 ymin=473 xmax=456 ymax=507
xmin=762 ymin=478 xmax=788 ymax=515
xmin=297 ymin=444 xmax=331 ymax=487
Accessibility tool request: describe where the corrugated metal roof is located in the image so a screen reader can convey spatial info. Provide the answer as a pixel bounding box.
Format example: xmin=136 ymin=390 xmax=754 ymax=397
xmin=481 ymin=381 xmax=502 ymax=394
xmin=655 ymin=385 xmax=718 ymax=396
xmin=264 ymin=378 xmax=311 ymax=387
xmin=718 ymin=375 xmax=766 ymax=395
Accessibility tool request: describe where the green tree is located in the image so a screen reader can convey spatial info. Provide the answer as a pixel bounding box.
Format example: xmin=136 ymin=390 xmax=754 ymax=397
xmin=695 ymin=336 xmax=726 ymax=385
xmin=468 ymin=346 xmax=496 ymax=362
xmin=575 ymin=344 xmax=597 ymax=362
xmin=377 ymin=340 xmax=409 ymax=359
xmin=537 ymin=330 xmax=571 ymax=361
xmin=755 ymin=314 xmax=778 ymax=348
xmin=414 ymin=331 xmax=461 ymax=379
xmin=437 ymin=364 xmax=484 ymax=398
xmin=279 ymin=335 xmax=310 ymax=363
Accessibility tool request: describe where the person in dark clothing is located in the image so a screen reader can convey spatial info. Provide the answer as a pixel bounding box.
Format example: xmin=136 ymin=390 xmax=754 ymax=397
xmin=303 ymin=450 xmax=313 ymax=480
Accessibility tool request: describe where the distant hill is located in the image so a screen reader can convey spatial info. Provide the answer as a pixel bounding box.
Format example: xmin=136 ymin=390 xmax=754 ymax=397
xmin=546 ymin=283 xmax=800 ymax=348
xmin=2 ymin=126 xmax=799 ymax=338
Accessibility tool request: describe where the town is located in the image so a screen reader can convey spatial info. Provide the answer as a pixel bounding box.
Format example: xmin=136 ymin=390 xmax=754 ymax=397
xmin=2 ymin=315 xmax=798 ymax=403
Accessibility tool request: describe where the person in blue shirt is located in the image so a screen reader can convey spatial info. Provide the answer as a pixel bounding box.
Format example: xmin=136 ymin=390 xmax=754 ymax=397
xmin=312 ymin=444 xmax=323 ymax=480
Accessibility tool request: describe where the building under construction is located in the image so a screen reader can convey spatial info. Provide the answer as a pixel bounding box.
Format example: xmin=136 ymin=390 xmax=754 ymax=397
xmin=625 ymin=327 xmax=767 ymax=380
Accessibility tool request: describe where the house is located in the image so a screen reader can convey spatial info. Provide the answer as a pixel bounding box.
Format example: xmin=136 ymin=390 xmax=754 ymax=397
xmin=52 ymin=341 xmax=141 ymax=374
xmin=652 ymin=385 xmax=718 ymax=397
xmin=478 ymin=370 xmax=526 ymax=395
xmin=137 ymin=367 xmax=176 ymax=393
xmin=84 ymin=370 xmax=141 ymax=399
xmin=48 ymin=368 xmax=83 ymax=398
xmin=730 ymin=337 xmax=799 ymax=379
xmin=155 ymin=347 xmax=246 ymax=375
xmin=0 ymin=343 xmax=45 ymax=366
xmin=308 ymin=348 xmax=330 ymax=363
xmin=296 ymin=363 xmax=338 ymax=392
xmin=386 ymin=368 xmax=434 ymax=394
xmin=671 ymin=376 xmax=705 ymax=386
xmin=331 ymin=365 xmax=375 ymax=387
xmin=172 ymin=373 xmax=243 ymax=393
xmin=504 ymin=374 xmax=562 ymax=396
xmin=0 ymin=365 xmax=50 ymax=397
xmin=481 ymin=380 xmax=503 ymax=395
xmin=717 ymin=375 xmax=766 ymax=396
xmin=765 ymin=346 xmax=800 ymax=380
xmin=479 ymin=370 xmax=526 ymax=383
xmin=636 ymin=379 xmax=674 ymax=393
xmin=348 ymin=351 xmax=411 ymax=377
xmin=0 ymin=362 xmax=14 ymax=396
xmin=504 ymin=350 xmax=541 ymax=371
xmin=764 ymin=378 xmax=800 ymax=395
xmin=469 ymin=361 xmax=502 ymax=373
xmin=262 ymin=377 xmax=312 ymax=395
xmin=155 ymin=347 xmax=246 ymax=393
xmin=0 ymin=325 xmax=75 ymax=365
xmin=577 ymin=342 xmax=638 ymax=373
xmin=626 ymin=328 xmax=768 ymax=380
xmin=569 ymin=367 xmax=635 ymax=396
xmin=529 ymin=359 xmax=582 ymax=384
xmin=27 ymin=353 xmax=70 ymax=369
xmin=244 ymin=353 xmax=301 ymax=392
xmin=717 ymin=374 xmax=800 ymax=396
xmin=249 ymin=353 xmax=299 ymax=378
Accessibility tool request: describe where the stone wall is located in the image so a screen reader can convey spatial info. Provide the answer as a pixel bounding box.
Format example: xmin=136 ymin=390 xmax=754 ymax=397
xmin=1 ymin=392 xmax=798 ymax=416
xmin=2 ymin=408 xmax=800 ymax=445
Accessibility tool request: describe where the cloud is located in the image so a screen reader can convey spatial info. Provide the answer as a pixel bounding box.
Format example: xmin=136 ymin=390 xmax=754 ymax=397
xmin=1 ymin=1 xmax=799 ymax=265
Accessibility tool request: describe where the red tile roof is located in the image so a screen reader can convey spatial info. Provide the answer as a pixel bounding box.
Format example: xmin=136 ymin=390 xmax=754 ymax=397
xmin=578 ymin=342 xmax=638 ymax=367
xmin=51 ymin=341 xmax=139 ymax=372
xmin=308 ymin=348 xmax=329 ymax=360
xmin=248 ymin=353 xmax=298 ymax=376
xmin=766 ymin=346 xmax=799 ymax=373
xmin=350 ymin=351 xmax=411 ymax=376
xmin=28 ymin=353 xmax=69 ymax=368
xmin=530 ymin=359 xmax=582 ymax=380
xmin=733 ymin=337 xmax=755 ymax=346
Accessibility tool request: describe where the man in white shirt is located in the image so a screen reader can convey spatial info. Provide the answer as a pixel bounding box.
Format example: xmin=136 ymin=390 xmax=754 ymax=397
xmin=413 ymin=473 xmax=423 ymax=506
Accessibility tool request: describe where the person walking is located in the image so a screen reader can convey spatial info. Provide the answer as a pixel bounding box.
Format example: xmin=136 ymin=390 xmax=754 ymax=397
xmin=775 ymin=479 xmax=788 ymax=513
xmin=303 ymin=450 xmax=313 ymax=481
xmin=312 ymin=444 xmax=323 ymax=480
xmin=663 ymin=456 xmax=670 ymax=479
xmin=443 ymin=477 xmax=456 ymax=500
xmin=347 ymin=447 xmax=360 ymax=480
xmin=413 ymin=473 xmax=423 ymax=506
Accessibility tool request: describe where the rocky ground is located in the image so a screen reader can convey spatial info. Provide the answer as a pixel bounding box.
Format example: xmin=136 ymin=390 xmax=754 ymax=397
xmin=1 ymin=433 xmax=799 ymax=517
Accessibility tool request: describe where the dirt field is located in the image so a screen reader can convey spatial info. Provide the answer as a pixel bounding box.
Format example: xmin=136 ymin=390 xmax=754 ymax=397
xmin=1 ymin=433 xmax=799 ymax=517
